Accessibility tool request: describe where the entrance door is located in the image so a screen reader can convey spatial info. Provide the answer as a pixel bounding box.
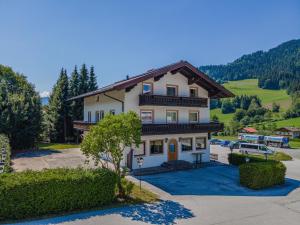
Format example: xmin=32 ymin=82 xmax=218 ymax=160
xmin=168 ymin=139 xmax=178 ymax=161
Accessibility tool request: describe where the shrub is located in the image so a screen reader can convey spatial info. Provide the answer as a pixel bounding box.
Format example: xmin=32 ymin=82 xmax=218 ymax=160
xmin=228 ymin=153 xmax=272 ymax=166
xmin=228 ymin=152 xmax=291 ymax=166
xmin=239 ymin=161 xmax=286 ymax=189
xmin=0 ymin=134 xmax=12 ymax=173
xmin=0 ymin=168 xmax=117 ymax=220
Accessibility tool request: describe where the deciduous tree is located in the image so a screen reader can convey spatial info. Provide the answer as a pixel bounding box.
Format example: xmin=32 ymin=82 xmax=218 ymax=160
xmin=81 ymin=111 xmax=141 ymax=197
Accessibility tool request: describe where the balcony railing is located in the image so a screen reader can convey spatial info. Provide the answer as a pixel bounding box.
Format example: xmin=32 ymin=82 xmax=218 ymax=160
xmin=73 ymin=121 xmax=95 ymax=131
xmin=139 ymin=94 xmax=208 ymax=107
xmin=141 ymin=122 xmax=224 ymax=135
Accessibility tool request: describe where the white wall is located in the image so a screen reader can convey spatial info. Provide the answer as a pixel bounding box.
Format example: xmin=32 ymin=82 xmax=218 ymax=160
xmin=84 ymin=90 xmax=125 ymax=122
xmin=124 ymin=133 xmax=209 ymax=170
xmin=124 ymin=71 xmax=210 ymax=123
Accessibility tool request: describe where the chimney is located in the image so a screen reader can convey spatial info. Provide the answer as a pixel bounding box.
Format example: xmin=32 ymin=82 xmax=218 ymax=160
xmin=126 ymin=75 xmax=129 ymax=80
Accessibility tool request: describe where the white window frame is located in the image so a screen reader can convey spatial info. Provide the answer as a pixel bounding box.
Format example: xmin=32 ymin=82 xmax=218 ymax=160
xmin=189 ymin=111 xmax=199 ymax=123
xmin=140 ymin=110 xmax=153 ymax=124
xmin=166 ymin=110 xmax=178 ymax=124
xmin=142 ymin=82 xmax=153 ymax=94
xmin=181 ymin=138 xmax=193 ymax=152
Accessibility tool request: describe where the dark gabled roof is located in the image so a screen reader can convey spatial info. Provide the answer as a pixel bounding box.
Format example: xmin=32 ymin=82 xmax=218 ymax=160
xmin=276 ymin=127 xmax=300 ymax=132
xmin=68 ymin=60 xmax=234 ymax=101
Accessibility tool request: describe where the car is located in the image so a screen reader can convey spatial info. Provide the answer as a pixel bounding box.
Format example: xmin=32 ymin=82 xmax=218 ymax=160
xmin=209 ymin=138 xmax=222 ymax=145
xmin=239 ymin=143 xmax=274 ymax=155
xmin=229 ymin=140 xmax=247 ymax=149
xmin=220 ymin=140 xmax=231 ymax=147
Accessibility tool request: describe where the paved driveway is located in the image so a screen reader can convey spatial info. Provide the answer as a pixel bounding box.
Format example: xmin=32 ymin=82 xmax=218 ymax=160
xmin=7 ymin=145 xmax=300 ymax=225
xmin=12 ymin=148 xmax=97 ymax=171
xmin=141 ymin=165 xmax=300 ymax=196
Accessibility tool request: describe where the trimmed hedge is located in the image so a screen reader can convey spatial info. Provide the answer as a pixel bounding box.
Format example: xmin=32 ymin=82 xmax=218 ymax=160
xmin=0 ymin=168 xmax=117 ymax=220
xmin=239 ymin=161 xmax=286 ymax=189
xmin=228 ymin=153 xmax=275 ymax=166
xmin=0 ymin=134 xmax=11 ymax=173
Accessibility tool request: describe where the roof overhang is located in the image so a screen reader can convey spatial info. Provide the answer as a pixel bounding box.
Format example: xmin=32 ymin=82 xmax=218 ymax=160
xmin=67 ymin=60 xmax=234 ymax=101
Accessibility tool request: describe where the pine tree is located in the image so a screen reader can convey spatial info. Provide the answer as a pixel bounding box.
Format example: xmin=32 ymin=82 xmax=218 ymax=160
xmin=48 ymin=68 xmax=70 ymax=142
xmin=78 ymin=64 xmax=89 ymax=94
xmin=69 ymin=65 xmax=82 ymax=120
xmin=88 ymin=66 xmax=98 ymax=91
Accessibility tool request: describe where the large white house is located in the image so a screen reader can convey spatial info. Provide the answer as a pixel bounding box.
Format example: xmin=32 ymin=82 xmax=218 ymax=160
xmin=70 ymin=61 xmax=234 ymax=170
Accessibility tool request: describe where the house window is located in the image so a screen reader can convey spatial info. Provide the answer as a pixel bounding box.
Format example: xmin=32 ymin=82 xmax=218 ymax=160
xmin=99 ymin=110 xmax=104 ymax=120
xmin=110 ymin=109 xmax=115 ymax=115
xmin=166 ymin=85 xmax=178 ymax=96
xmin=143 ymin=83 xmax=152 ymax=94
xmin=88 ymin=111 xmax=91 ymax=122
xmin=181 ymin=138 xmax=193 ymax=151
xmin=196 ymin=137 xmax=206 ymax=150
xmin=166 ymin=111 xmax=178 ymax=123
xmin=134 ymin=141 xmax=146 ymax=156
xmin=140 ymin=110 xmax=153 ymax=123
xmin=189 ymin=88 xmax=198 ymax=97
xmin=150 ymin=140 xmax=164 ymax=154
xmin=95 ymin=111 xmax=100 ymax=122
xmin=189 ymin=111 xmax=199 ymax=123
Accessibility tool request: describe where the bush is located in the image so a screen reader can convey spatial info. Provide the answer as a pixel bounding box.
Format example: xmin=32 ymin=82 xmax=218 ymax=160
xmin=0 ymin=168 xmax=117 ymax=220
xmin=228 ymin=153 xmax=273 ymax=166
xmin=0 ymin=134 xmax=12 ymax=173
xmin=228 ymin=152 xmax=292 ymax=166
xmin=239 ymin=161 xmax=286 ymax=189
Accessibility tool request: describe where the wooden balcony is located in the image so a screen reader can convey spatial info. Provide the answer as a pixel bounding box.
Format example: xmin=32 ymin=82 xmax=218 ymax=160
xmin=73 ymin=120 xmax=223 ymax=135
xmin=139 ymin=94 xmax=208 ymax=107
xmin=73 ymin=121 xmax=95 ymax=131
xmin=141 ymin=122 xmax=224 ymax=135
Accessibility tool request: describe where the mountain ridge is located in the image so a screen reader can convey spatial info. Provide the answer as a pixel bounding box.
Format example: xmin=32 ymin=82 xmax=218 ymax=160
xmin=199 ymin=39 xmax=300 ymax=94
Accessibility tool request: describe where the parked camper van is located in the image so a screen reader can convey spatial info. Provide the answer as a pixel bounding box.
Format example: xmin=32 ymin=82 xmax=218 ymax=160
xmin=238 ymin=134 xmax=264 ymax=144
xmin=239 ymin=143 xmax=274 ymax=155
xmin=264 ymin=136 xmax=289 ymax=148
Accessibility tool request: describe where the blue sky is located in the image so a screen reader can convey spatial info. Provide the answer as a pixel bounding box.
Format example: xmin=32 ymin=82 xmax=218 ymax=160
xmin=0 ymin=0 xmax=299 ymax=95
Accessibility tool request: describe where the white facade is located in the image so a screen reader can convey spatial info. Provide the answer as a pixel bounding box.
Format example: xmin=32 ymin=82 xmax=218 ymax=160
xmin=83 ymin=72 xmax=212 ymax=169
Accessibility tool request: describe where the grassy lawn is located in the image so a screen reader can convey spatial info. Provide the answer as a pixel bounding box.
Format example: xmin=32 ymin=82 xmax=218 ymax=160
xmin=223 ymin=79 xmax=292 ymax=109
xmin=37 ymin=142 xmax=80 ymax=150
xmin=258 ymin=152 xmax=292 ymax=161
xmin=275 ymin=117 xmax=300 ymax=127
xmin=128 ymin=184 xmax=158 ymax=204
xmin=210 ymin=109 xmax=234 ymax=125
xmin=212 ymin=135 xmax=237 ymax=141
xmin=289 ymin=139 xmax=300 ymax=149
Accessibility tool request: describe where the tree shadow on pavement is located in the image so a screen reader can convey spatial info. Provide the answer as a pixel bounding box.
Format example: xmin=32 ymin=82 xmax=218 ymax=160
xmin=9 ymin=200 xmax=194 ymax=225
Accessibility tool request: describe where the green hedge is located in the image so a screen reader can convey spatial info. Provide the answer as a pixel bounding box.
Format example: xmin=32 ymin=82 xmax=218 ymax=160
xmin=0 ymin=168 xmax=117 ymax=220
xmin=239 ymin=161 xmax=286 ymax=189
xmin=0 ymin=134 xmax=11 ymax=173
xmin=228 ymin=153 xmax=275 ymax=166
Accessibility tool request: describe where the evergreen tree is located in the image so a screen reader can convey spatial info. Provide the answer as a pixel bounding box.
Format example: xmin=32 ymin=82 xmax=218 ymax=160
xmin=69 ymin=66 xmax=82 ymax=120
xmin=78 ymin=64 xmax=89 ymax=94
xmin=48 ymin=68 xmax=70 ymax=142
xmin=88 ymin=66 xmax=98 ymax=91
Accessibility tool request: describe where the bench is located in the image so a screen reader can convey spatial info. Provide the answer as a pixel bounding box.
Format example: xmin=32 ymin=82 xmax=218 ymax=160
xmin=210 ymin=153 xmax=218 ymax=161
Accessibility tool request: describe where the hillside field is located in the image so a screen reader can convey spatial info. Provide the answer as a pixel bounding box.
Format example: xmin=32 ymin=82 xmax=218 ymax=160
xmin=211 ymin=79 xmax=293 ymax=124
xmin=223 ymin=79 xmax=292 ymax=108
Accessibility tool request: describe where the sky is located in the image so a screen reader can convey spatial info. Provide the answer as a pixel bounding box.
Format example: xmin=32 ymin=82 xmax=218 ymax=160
xmin=0 ymin=0 xmax=299 ymax=96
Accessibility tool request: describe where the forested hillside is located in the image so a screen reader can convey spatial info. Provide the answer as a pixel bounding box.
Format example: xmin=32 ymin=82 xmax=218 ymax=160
xmin=200 ymin=39 xmax=300 ymax=94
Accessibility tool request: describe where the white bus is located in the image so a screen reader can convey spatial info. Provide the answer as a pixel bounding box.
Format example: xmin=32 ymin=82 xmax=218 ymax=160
xmin=239 ymin=143 xmax=274 ymax=155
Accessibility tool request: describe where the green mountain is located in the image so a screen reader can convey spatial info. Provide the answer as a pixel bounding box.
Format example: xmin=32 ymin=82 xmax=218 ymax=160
xmin=200 ymin=39 xmax=300 ymax=94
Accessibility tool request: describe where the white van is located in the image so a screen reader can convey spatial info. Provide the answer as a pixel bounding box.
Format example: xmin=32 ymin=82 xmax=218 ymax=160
xmin=239 ymin=143 xmax=274 ymax=155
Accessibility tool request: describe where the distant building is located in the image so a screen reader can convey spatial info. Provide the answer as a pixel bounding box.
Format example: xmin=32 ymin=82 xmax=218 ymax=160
xmin=240 ymin=127 xmax=257 ymax=134
xmin=275 ymin=127 xmax=300 ymax=139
